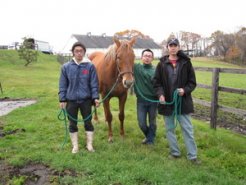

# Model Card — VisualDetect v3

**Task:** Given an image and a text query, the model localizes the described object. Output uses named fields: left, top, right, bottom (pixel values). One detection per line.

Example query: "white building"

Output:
left=61, top=33, right=162, bottom=59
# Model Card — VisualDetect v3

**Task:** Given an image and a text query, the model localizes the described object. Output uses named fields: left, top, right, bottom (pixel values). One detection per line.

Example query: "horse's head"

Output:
left=113, top=36, right=136, bottom=89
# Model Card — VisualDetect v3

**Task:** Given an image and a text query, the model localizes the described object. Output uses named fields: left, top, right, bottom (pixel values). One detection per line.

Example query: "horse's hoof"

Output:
left=108, top=138, right=113, bottom=143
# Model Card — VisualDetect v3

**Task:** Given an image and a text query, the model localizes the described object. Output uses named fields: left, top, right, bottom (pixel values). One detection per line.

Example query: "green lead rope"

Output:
left=58, top=79, right=182, bottom=148
left=57, top=109, right=69, bottom=148
left=57, top=77, right=120, bottom=148
left=57, top=107, right=97, bottom=148
left=134, top=83, right=182, bottom=130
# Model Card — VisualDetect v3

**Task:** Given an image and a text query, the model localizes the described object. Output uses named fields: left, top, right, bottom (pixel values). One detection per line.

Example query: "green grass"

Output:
left=192, top=57, right=244, bottom=68
left=0, top=51, right=246, bottom=184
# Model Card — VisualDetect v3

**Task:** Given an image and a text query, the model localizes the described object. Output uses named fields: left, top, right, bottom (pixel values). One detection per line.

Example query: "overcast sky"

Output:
left=1, top=0, right=245, bottom=52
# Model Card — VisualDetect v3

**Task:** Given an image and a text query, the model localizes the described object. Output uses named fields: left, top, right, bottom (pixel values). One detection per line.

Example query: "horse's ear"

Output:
left=129, top=36, right=136, bottom=46
left=113, top=36, right=121, bottom=48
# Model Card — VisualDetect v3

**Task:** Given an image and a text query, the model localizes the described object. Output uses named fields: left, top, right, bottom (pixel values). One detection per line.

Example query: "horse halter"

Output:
left=115, top=55, right=134, bottom=78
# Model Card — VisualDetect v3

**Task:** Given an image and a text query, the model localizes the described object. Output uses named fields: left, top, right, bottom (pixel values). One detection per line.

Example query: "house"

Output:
left=61, top=33, right=162, bottom=59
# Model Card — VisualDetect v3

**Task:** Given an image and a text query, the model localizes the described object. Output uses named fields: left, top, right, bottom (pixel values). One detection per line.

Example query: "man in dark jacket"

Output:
left=153, top=38, right=200, bottom=164
left=59, top=42, right=99, bottom=153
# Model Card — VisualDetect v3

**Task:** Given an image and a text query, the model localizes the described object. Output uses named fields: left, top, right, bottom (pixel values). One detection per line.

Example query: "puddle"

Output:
left=0, top=98, right=36, bottom=116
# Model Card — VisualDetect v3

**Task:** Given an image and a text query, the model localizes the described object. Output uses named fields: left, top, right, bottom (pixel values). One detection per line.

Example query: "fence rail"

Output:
left=194, top=67, right=246, bottom=74
left=193, top=67, right=246, bottom=129
left=197, top=84, right=246, bottom=94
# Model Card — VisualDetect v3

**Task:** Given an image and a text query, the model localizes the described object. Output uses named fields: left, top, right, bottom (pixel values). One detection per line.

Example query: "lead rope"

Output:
left=57, top=75, right=121, bottom=148
left=134, top=83, right=182, bottom=130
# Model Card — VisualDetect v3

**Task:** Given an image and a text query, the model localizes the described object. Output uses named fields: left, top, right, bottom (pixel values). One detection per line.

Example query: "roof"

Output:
left=72, top=34, right=162, bottom=49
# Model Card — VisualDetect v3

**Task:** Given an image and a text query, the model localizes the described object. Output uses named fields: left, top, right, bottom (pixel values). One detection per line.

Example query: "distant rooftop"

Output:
left=72, top=34, right=162, bottom=49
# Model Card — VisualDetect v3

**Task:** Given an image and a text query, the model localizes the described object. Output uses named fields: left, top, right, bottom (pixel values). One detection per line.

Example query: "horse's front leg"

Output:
left=103, top=98, right=113, bottom=142
left=118, top=93, right=127, bottom=138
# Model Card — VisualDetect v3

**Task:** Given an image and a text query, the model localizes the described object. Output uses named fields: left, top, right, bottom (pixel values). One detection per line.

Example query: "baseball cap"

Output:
left=167, top=38, right=180, bottom=46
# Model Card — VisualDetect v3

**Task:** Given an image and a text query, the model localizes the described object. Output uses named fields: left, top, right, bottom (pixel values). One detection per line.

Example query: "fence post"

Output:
left=0, top=82, right=3, bottom=94
left=210, top=68, right=219, bottom=129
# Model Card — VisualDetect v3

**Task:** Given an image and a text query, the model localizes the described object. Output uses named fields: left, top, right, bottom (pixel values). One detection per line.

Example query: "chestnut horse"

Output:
left=88, top=36, right=136, bottom=142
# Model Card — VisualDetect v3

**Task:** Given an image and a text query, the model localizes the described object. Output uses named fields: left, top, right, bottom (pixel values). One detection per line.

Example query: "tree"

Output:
left=226, top=45, right=241, bottom=63
left=190, top=32, right=201, bottom=55
left=114, top=29, right=148, bottom=39
left=18, top=38, right=38, bottom=66
left=180, top=31, right=190, bottom=52
left=235, top=27, right=246, bottom=64
left=210, top=31, right=235, bottom=59
left=179, top=31, right=201, bottom=56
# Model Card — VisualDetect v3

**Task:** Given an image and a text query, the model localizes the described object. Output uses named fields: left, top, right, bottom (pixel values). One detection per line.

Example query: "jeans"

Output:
left=164, top=114, right=197, bottom=160
left=137, top=99, right=157, bottom=143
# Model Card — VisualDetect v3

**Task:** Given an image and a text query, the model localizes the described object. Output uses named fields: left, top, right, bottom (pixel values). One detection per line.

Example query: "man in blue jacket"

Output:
left=59, top=42, right=99, bottom=153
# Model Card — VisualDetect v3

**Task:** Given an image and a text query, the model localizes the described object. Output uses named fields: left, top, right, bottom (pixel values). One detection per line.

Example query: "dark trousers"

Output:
left=137, top=98, right=157, bottom=143
left=66, top=99, right=94, bottom=133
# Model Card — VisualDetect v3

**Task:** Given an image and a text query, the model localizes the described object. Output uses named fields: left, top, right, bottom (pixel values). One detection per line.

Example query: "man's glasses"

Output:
left=143, top=55, right=153, bottom=58
left=74, top=50, right=84, bottom=54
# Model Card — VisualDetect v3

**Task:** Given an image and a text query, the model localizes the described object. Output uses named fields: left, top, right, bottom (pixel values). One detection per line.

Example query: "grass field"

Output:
left=0, top=50, right=245, bottom=184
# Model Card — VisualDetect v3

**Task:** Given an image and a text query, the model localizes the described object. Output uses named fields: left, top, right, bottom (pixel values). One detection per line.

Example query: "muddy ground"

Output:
left=0, top=160, right=79, bottom=185
left=193, top=104, right=246, bottom=135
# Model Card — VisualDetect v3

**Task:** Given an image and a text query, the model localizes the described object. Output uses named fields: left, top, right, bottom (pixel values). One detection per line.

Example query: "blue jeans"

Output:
left=137, top=99, right=157, bottom=143
left=164, top=114, right=197, bottom=160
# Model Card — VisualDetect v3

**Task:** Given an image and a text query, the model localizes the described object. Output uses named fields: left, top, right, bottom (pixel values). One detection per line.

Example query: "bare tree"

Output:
left=210, top=31, right=235, bottom=59
left=190, top=32, right=201, bottom=56
left=235, top=27, right=246, bottom=64
left=180, top=31, right=190, bottom=53
left=179, top=31, right=201, bottom=56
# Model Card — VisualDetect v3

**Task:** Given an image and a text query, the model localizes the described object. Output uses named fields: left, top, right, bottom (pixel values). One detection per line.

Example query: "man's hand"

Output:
left=159, top=95, right=165, bottom=104
left=178, top=88, right=185, bottom=96
left=94, top=99, right=100, bottom=108
left=60, top=102, right=66, bottom=109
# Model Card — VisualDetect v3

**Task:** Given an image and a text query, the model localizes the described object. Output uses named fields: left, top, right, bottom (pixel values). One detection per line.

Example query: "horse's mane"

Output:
left=104, top=44, right=117, bottom=62
left=104, top=40, right=132, bottom=62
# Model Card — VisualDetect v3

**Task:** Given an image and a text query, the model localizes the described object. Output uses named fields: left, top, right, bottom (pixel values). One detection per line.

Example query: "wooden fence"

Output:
left=56, top=53, right=73, bottom=64
left=0, top=82, right=3, bottom=94
left=193, top=67, right=246, bottom=129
